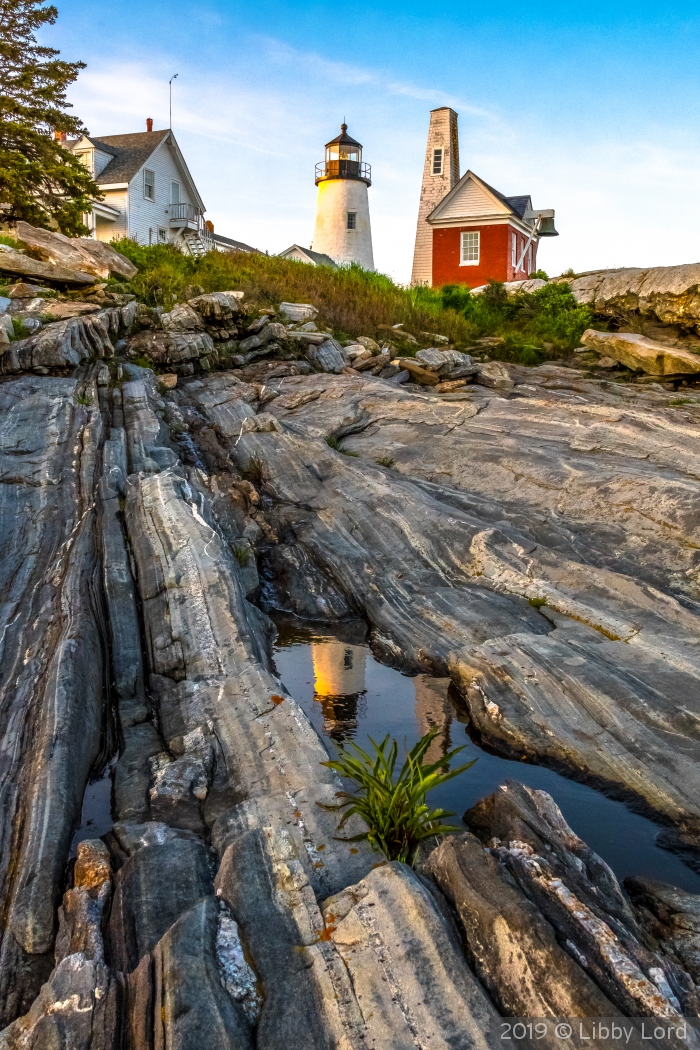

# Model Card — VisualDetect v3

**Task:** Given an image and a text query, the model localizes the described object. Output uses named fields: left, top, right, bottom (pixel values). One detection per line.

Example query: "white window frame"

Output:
left=460, top=230, right=480, bottom=266
left=432, top=148, right=443, bottom=175
left=143, top=169, right=155, bottom=201
left=511, top=232, right=517, bottom=268
left=158, top=227, right=167, bottom=244
left=346, top=211, right=357, bottom=230
left=528, top=244, right=532, bottom=275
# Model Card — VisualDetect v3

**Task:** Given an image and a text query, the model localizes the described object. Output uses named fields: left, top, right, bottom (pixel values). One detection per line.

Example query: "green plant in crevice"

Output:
left=528, top=596, right=548, bottom=609
left=232, top=545, right=252, bottom=567
left=325, top=435, right=359, bottom=456
left=320, top=728, right=475, bottom=865
left=75, top=390, right=92, bottom=406
left=375, top=454, right=396, bottom=468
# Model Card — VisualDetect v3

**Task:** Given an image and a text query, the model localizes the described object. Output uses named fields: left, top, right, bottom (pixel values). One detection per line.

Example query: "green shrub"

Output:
left=321, top=728, right=475, bottom=865
left=375, top=455, right=396, bottom=467
left=75, top=390, right=92, bottom=405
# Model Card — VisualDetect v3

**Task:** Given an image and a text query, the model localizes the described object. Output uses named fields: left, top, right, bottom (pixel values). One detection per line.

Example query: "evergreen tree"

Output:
left=0, top=0, right=100, bottom=234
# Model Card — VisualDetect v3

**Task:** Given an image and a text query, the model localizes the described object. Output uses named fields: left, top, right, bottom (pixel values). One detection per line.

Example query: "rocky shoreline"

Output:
left=1, top=243, right=700, bottom=1046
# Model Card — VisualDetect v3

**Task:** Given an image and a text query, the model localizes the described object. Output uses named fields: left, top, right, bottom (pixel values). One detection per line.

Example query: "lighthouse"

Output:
left=311, top=124, right=374, bottom=270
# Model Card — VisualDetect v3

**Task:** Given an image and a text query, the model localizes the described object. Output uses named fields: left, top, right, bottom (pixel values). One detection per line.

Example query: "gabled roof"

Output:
left=427, top=169, right=533, bottom=227
left=68, top=129, right=205, bottom=210
left=212, top=232, right=261, bottom=254
left=278, top=244, right=338, bottom=267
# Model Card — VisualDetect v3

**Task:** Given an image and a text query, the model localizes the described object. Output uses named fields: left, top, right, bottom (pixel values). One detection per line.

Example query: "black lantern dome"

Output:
left=316, top=124, right=371, bottom=186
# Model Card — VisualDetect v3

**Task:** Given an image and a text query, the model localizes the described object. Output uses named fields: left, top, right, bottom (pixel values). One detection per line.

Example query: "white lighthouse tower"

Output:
left=311, top=124, right=374, bottom=270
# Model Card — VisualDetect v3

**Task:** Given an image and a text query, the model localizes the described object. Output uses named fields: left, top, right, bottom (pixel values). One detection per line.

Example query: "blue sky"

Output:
left=52, top=1, right=700, bottom=282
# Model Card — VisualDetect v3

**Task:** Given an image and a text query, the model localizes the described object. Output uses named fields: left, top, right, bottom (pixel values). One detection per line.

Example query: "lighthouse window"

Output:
left=432, top=148, right=443, bottom=175
left=343, top=648, right=353, bottom=669
left=460, top=230, right=480, bottom=265
left=347, top=212, right=357, bottom=230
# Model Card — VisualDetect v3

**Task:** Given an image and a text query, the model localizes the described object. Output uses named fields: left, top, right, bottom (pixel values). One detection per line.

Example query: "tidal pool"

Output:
left=272, top=616, right=700, bottom=894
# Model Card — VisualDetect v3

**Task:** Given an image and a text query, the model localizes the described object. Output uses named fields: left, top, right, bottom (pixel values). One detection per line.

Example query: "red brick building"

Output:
left=426, top=170, right=552, bottom=288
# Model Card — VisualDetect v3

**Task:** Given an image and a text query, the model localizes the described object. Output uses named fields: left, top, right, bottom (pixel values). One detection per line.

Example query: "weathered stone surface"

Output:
left=0, top=311, right=114, bottom=371
left=41, top=300, right=103, bottom=319
left=0, top=375, right=106, bottom=1024
left=395, top=356, right=440, bottom=384
left=16, top=221, right=137, bottom=280
left=0, top=955, right=123, bottom=1050
left=127, top=327, right=216, bottom=367
left=238, top=321, right=287, bottom=354
left=581, top=328, right=700, bottom=375
left=565, top=262, right=700, bottom=332
left=188, top=291, right=243, bottom=323
left=107, top=831, right=213, bottom=973
left=475, top=359, right=514, bottom=390
left=126, top=897, right=253, bottom=1050
left=305, top=336, right=346, bottom=373
left=322, top=862, right=501, bottom=1049
left=161, top=303, right=204, bottom=332
left=626, top=877, right=700, bottom=983
left=423, top=832, right=618, bottom=1020
left=0, top=244, right=95, bottom=285
left=465, top=783, right=700, bottom=1017
left=279, top=301, right=317, bottom=321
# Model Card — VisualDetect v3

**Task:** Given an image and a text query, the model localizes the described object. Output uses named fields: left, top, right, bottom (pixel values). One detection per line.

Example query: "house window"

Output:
left=460, top=230, right=480, bottom=265
left=432, top=148, right=443, bottom=175
left=144, top=169, right=155, bottom=200
left=347, top=211, right=356, bottom=230
left=528, top=244, right=532, bottom=275
left=171, top=181, right=180, bottom=204
left=158, top=227, right=167, bottom=243
left=512, top=232, right=517, bottom=268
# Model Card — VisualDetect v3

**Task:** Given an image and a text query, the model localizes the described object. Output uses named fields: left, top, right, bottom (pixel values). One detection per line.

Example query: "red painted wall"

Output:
left=431, top=223, right=538, bottom=287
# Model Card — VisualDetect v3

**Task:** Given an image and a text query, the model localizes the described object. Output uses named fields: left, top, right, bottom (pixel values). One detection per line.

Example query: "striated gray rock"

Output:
left=161, top=303, right=204, bottom=332
left=0, top=374, right=106, bottom=1024
left=188, top=291, right=244, bottom=323
left=322, top=862, right=501, bottom=1048
left=126, top=896, right=253, bottom=1050
left=127, top=327, right=216, bottom=368
left=306, top=336, right=346, bottom=373
left=0, top=244, right=94, bottom=285
left=0, top=308, right=123, bottom=372
left=423, top=832, right=618, bottom=1022
left=626, top=877, right=700, bottom=984
left=465, top=782, right=700, bottom=1017
left=238, top=321, right=287, bottom=354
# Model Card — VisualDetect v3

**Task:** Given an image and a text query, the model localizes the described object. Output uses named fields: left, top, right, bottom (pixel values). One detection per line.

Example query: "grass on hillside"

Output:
left=111, top=240, right=593, bottom=363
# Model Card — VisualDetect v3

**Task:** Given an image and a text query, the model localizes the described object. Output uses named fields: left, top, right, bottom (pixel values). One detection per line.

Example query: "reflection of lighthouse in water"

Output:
left=312, top=640, right=367, bottom=742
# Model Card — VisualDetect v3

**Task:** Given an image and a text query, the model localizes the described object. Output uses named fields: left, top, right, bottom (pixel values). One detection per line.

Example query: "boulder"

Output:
left=0, top=245, right=94, bottom=286
left=475, top=360, right=514, bottom=390
left=127, top=328, right=215, bottom=368
left=238, top=321, right=288, bottom=354
left=471, top=278, right=548, bottom=295
left=565, top=263, right=700, bottom=332
left=161, top=303, right=204, bottom=332
left=625, top=877, right=700, bottom=983
left=305, top=337, right=346, bottom=373
left=16, top=221, right=137, bottom=280
left=6, top=282, right=48, bottom=298
left=278, top=301, right=317, bottom=321
left=581, top=329, right=700, bottom=376
left=188, top=291, right=244, bottom=323
left=0, top=310, right=116, bottom=373
left=395, top=357, right=440, bottom=385
left=355, top=335, right=380, bottom=354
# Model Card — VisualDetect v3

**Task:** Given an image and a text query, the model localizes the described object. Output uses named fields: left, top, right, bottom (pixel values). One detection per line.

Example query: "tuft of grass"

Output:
left=128, top=353, right=155, bottom=370
left=0, top=234, right=22, bottom=250
left=157, top=380, right=170, bottom=396
left=670, top=397, right=693, bottom=406
left=528, top=596, right=548, bottom=609
left=232, top=545, right=252, bottom=567
left=11, top=317, right=27, bottom=340
left=75, top=391, right=92, bottom=406
left=320, top=728, right=475, bottom=866
left=241, top=456, right=266, bottom=485
left=326, top=435, right=359, bottom=456
left=375, top=455, right=396, bottom=468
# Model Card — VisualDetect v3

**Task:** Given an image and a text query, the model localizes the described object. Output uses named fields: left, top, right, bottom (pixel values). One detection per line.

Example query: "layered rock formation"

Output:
left=1, top=278, right=700, bottom=1046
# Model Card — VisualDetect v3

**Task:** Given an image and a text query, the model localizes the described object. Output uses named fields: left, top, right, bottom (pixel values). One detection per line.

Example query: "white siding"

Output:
left=437, top=176, right=510, bottom=221
left=126, top=140, right=197, bottom=246
left=95, top=188, right=129, bottom=242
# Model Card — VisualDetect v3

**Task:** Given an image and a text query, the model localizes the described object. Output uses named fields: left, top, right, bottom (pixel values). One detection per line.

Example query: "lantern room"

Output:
left=316, top=124, right=371, bottom=185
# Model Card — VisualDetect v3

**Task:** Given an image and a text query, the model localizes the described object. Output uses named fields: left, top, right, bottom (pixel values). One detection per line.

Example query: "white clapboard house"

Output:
left=65, top=120, right=258, bottom=256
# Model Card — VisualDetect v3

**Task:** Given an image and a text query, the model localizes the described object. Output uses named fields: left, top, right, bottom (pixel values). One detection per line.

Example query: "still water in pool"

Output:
left=272, top=617, right=700, bottom=894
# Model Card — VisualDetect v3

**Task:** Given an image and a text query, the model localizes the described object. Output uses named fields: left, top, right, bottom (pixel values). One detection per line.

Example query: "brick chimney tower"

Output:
left=411, top=108, right=459, bottom=285
left=146, top=118, right=153, bottom=132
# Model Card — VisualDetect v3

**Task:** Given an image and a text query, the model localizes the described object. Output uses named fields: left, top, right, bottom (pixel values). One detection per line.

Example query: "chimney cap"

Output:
left=146, top=117, right=153, bottom=132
